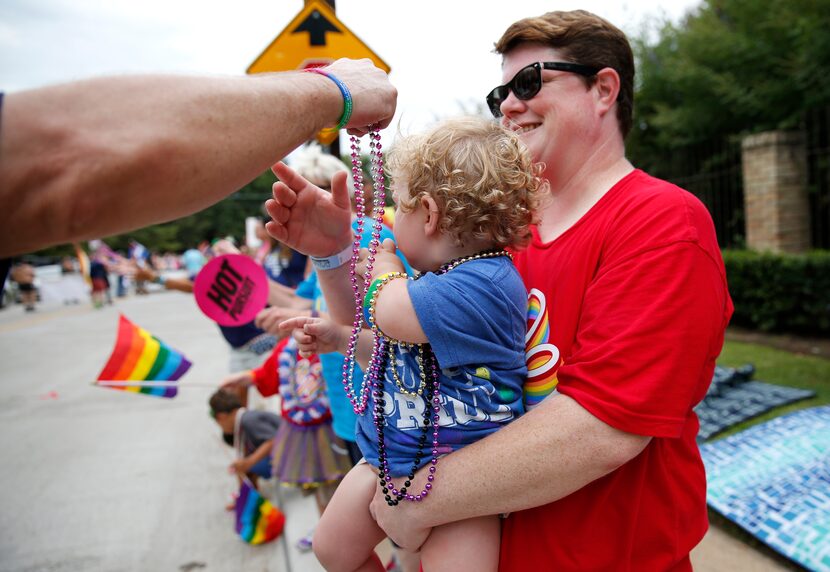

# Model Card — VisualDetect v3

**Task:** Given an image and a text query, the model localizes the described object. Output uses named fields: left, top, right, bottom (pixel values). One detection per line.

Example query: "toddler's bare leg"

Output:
left=313, top=463, right=386, bottom=572
left=419, top=515, right=500, bottom=572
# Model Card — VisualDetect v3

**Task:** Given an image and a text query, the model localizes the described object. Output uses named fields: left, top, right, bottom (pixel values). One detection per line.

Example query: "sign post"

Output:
left=247, top=0, right=390, bottom=148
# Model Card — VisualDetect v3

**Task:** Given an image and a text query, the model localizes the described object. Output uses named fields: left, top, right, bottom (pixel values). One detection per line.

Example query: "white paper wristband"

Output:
left=310, top=244, right=354, bottom=271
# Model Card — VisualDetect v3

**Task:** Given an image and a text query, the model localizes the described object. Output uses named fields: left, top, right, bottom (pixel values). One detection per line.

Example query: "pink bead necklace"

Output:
left=341, top=126, right=386, bottom=415
left=340, top=127, right=441, bottom=505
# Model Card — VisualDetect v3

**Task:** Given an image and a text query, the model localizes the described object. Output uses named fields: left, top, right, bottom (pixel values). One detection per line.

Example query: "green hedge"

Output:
left=723, top=250, right=830, bottom=336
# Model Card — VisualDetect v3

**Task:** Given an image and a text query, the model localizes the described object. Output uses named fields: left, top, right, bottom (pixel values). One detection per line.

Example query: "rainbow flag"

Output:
left=235, top=480, right=285, bottom=544
left=96, top=315, right=191, bottom=398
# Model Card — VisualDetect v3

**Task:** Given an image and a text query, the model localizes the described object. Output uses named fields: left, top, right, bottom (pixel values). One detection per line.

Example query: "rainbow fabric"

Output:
left=235, top=480, right=285, bottom=544
left=96, top=315, right=191, bottom=398
left=523, top=289, right=562, bottom=408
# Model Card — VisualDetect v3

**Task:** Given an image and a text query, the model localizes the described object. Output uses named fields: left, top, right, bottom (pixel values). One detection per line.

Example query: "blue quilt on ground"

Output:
left=700, top=406, right=830, bottom=571
left=695, top=365, right=816, bottom=441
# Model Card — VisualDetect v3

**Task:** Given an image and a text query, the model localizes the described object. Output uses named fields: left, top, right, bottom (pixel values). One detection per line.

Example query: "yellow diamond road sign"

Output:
left=247, top=1, right=390, bottom=143
left=247, top=0, right=390, bottom=74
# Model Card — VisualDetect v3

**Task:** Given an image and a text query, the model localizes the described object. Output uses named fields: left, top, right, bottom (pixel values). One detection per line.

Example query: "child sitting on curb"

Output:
left=209, top=389, right=280, bottom=509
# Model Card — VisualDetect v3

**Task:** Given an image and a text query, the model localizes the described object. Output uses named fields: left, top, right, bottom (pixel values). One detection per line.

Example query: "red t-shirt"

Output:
left=502, top=170, right=733, bottom=571
left=250, top=343, right=281, bottom=398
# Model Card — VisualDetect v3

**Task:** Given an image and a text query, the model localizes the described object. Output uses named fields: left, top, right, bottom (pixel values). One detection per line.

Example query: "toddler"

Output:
left=283, top=116, right=541, bottom=572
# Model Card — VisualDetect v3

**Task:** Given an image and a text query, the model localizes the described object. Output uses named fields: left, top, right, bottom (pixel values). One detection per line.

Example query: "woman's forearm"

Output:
left=371, top=394, right=651, bottom=543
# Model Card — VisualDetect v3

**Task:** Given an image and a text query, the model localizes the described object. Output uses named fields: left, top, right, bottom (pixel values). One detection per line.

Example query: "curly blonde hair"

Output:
left=388, top=116, right=542, bottom=249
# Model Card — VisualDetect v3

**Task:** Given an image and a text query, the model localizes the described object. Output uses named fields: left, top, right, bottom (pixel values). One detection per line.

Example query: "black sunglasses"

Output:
left=486, top=61, right=601, bottom=118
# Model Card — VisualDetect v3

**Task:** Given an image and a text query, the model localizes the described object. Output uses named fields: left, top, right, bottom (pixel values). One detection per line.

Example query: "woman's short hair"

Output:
left=290, top=143, right=352, bottom=193
left=388, top=116, right=542, bottom=249
left=495, top=10, right=635, bottom=139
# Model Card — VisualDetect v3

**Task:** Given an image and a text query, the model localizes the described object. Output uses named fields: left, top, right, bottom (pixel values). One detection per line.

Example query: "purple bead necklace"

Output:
left=375, top=342, right=441, bottom=506
left=341, top=126, right=386, bottom=415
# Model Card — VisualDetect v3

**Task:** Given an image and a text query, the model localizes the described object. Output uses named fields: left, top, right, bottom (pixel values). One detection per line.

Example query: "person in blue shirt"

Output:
left=181, top=242, right=208, bottom=281
left=258, top=221, right=309, bottom=289
left=278, top=117, right=541, bottom=572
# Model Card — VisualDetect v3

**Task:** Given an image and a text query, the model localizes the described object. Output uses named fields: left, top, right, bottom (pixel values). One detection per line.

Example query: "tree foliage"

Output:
left=628, top=0, right=830, bottom=172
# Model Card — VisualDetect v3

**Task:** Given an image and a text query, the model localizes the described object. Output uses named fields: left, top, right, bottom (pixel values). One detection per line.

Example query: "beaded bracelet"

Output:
left=362, top=271, right=407, bottom=333
left=304, top=68, right=353, bottom=133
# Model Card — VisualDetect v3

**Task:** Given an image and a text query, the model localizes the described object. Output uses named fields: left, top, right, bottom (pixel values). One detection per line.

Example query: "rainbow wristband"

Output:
left=362, top=272, right=407, bottom=330
left=305, top=68, right=353, bottom=133
left=362, top=278, right=384, bottom=327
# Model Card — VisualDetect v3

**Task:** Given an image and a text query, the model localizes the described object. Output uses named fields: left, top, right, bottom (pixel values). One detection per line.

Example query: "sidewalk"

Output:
left=727, top=325, right=830, bottom=360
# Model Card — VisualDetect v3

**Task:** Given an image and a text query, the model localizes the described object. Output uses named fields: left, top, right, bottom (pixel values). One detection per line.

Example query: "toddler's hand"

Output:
left=355, top=238, right=405, bottom=280
left=255, top=306, right=309, bottom=337
left=279, top=316, right=347, bottom=357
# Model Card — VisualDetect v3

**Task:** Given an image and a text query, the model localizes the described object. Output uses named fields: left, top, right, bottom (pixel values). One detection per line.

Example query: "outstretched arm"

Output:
left=0, top=58, right=396, bottom=257
left=133, top=266, right=194, bottom=293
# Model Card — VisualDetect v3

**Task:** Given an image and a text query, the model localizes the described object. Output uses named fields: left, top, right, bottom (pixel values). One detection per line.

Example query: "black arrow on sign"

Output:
left=292, top=9, right=341, bottom=46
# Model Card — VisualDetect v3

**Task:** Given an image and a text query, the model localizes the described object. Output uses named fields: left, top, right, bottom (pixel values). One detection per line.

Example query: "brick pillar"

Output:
left=741, top=130, right=810, bottom=253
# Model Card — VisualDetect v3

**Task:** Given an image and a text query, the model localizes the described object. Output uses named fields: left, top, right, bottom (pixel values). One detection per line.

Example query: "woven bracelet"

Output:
left=305, top=68, right=353, bottom=132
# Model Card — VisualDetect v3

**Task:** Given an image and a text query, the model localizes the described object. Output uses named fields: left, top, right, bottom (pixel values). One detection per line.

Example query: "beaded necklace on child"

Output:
left=343, top=127, right=511, bottom=506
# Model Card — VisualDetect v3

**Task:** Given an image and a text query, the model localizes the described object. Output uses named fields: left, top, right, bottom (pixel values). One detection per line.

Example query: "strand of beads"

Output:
left=341, top=125, right=387, bottom=415
left=376, top=343, right=441, bottom=506
left=372, top=249, right=514, bottom=505
left=388, top=343, right=425, bottom=397
left=438, top=249, right=513, bottom=275
left=369, top=131, right=387, bottom=245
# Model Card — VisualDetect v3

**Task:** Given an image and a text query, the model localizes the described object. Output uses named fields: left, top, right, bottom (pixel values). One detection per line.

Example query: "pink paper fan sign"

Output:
left=194, top=254, right=268, bottom=326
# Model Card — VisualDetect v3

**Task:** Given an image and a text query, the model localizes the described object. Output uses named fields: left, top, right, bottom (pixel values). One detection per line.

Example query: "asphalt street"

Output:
left=0, top=289, right=790, bottom=572
left=0, top=290, right=325, bottom=572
